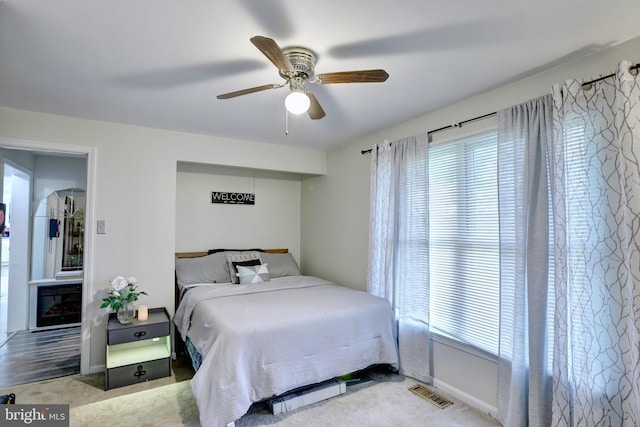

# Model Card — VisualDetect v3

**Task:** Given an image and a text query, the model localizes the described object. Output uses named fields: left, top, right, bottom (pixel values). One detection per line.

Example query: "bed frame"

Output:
left=175, top=248, right=288, bottom=259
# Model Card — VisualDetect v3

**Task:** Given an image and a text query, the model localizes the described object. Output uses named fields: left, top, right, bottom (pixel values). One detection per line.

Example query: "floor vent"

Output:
left=408, top=384, right=454, bottom=409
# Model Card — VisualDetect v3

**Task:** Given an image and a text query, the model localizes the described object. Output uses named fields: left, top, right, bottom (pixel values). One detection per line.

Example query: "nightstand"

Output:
left=105, top=307, right=172, bottom=390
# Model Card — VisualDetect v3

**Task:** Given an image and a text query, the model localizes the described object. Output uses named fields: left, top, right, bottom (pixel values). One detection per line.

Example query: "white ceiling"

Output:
left=2, top=0, right=640, bottom=151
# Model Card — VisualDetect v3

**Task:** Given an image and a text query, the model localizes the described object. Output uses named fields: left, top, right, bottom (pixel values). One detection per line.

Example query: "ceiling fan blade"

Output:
left=313, top=69, right=389, bottom=84
left=216, top=83, right=283, bottom=99
left=250, top=36, right=295, bottom=73
left=306, top=92, right=326, bottom=120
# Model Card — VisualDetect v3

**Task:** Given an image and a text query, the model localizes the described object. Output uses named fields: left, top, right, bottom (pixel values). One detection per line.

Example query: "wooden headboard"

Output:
left=175, top=248, right=288, bottom=259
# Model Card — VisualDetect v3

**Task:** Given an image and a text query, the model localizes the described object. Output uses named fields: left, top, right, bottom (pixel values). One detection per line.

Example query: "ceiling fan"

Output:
left=216, top=36, right=389, bottom=120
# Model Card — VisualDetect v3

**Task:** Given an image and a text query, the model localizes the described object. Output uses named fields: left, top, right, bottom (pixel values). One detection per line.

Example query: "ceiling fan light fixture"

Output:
left=285, top=90, right=310, bottom=115
left=216, top=36, right=387, bottom=122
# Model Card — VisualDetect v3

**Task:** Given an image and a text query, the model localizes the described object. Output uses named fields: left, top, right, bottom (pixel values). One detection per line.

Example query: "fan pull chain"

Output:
left=285, top=108, right=289, bottom=135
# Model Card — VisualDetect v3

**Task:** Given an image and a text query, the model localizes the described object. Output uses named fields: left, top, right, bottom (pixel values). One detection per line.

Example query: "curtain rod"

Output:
left=362, top=62, right=639, bottom=155
left=361, top=111, right=496, bottom=155
left=580, top=62, right=639, bottom=89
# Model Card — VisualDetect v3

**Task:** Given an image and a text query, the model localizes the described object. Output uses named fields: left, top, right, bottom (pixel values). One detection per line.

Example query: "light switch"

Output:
left=97, top=220, right=106, bottom=234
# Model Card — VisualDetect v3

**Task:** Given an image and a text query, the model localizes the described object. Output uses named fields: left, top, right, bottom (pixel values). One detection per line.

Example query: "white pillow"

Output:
left=236, top=264, right=270, bottom=284
left=225, top=252, right=262, bottom=284
left=175, top=252, right=235, bottom=287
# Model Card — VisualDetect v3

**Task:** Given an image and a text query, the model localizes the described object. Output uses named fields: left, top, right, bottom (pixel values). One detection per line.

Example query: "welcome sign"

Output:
left=211, top=191, right=255, bottom=205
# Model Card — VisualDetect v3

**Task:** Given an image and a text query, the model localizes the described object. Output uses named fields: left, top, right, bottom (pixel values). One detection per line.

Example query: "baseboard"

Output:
left=89, top=364, right=106, bottom=375
left=432, top=379, right=498, bottom=419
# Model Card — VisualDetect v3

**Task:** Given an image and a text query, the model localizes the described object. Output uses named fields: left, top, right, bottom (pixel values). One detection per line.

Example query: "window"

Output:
left=428, top=130, right=500, bottom=355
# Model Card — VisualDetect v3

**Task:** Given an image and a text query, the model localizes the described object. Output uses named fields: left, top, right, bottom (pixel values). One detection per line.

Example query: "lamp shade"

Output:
left=285, top=91, right=310, bottom=115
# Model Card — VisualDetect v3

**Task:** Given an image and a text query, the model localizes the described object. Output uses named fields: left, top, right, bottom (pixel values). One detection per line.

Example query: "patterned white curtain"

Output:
left=367, top=135, right=431, bottom=383
left=550, top=61, right=640, bottom=426
left=496, top=94, right=554, bottom=427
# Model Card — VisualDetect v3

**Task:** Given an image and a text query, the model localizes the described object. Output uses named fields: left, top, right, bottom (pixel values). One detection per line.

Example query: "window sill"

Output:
left=430, top=329, right=498, bottom=364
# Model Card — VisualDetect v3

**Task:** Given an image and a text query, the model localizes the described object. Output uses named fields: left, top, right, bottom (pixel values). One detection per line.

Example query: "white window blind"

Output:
left=428, top=129, right=500, bottom=355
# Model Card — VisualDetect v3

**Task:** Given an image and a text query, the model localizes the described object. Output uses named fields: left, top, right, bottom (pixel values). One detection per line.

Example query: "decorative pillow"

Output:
left=236, top=264, right=270, bottom=284
left=231, top=259, right=262, bottom=277
left=225, top=252, right=262, bottom=284
left=175, top=252, right=236, bottom=287
left=258, top=252, right=300, bottom=278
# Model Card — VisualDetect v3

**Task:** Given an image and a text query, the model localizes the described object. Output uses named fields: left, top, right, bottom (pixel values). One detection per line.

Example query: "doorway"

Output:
left=0, top=140, right=95, bottom=380
left=1, top=162, right=31, bottom=337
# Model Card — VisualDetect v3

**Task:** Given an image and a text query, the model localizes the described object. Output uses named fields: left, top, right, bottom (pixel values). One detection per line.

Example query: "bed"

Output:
left=173, top=249, right=399, bottom=427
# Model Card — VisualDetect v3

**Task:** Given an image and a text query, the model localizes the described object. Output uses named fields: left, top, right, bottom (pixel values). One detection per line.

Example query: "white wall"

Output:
left=176, top=163, right=302, bottom=259
left=0, top=149, right=35, bottom=173
left=4, top=165, right=30, bottom=331
left=301, top=150, right=370, bottom=287
left=0, top=150, right=35, bottom=331
left=32, top=154, right=87, bottom=210
left=0, top=110, right=326, bottom=373
left=301, top=35, right=640, bottom=414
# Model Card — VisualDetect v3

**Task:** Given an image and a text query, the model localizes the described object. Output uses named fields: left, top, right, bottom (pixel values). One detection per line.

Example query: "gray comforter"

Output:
left=174, top=275, right=399, bottom=427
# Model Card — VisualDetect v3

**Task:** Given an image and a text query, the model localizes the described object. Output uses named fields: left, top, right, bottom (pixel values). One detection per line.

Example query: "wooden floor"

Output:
left=0, top=326, right=80, bottom=388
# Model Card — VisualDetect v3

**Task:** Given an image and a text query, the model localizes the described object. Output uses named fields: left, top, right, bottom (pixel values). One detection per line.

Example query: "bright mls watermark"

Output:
left=2, top=405, right=69, bottom=426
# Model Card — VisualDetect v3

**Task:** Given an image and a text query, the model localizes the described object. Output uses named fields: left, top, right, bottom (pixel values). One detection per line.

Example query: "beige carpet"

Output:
left=1, top=361, right=501, bottom=426
left=70, top=380, right=199, bottom=426
left=69, top=377, right=499, bottom=426
left=235, top=376, right=501, bottom=427
left=70, top=380, right=198, bottom=426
